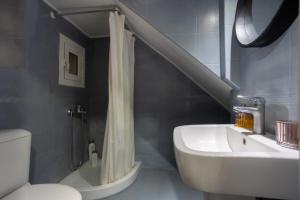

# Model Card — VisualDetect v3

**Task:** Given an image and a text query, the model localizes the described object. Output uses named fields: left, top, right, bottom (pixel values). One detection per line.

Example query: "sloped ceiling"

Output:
left=117, top=1, right=232, bottom=109
left=43, top=0, right=233, bottom=109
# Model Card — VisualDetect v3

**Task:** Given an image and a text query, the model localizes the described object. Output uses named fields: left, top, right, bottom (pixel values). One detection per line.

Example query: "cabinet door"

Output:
left=59, top=34, right=85, bottom=88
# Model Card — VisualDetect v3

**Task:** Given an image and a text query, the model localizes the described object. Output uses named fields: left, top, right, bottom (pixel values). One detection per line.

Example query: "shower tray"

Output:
left=60, top=160, right=142, bottom=200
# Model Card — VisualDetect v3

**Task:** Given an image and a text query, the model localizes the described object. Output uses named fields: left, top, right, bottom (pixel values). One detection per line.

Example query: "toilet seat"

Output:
left=2, top=183, right=81, bottom=200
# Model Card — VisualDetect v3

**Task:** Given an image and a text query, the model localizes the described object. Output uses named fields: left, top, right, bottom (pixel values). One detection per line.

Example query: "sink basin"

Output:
left=173, top=124, right=299, bottom=200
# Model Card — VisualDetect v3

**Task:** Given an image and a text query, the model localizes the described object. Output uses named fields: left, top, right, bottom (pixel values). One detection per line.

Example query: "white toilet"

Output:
left=0, top=129, right=81, bottom=200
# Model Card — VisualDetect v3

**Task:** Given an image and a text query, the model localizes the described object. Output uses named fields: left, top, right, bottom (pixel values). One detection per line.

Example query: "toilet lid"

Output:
left=2, top=184, right=81, bottom=200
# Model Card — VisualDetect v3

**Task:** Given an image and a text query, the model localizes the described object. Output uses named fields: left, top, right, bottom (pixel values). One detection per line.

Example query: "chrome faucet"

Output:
left=233, top=95, right=265, bottom=134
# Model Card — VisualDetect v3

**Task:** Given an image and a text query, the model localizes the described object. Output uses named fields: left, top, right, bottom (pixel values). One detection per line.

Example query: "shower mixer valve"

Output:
left=67, top=104, right=87, bottom=118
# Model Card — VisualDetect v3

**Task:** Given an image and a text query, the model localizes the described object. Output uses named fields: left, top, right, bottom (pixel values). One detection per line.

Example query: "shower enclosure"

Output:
left=61, top=160, right=141, bottom=200
left=62, top=102, right=141, bottom=200
left=67, top=104, right=88, bottom=171
left=60, top=10, right=141, bottom=200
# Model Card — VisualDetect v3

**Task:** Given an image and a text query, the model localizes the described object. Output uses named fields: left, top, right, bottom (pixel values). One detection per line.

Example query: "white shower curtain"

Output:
left=101, top=12, right=135, bottom=184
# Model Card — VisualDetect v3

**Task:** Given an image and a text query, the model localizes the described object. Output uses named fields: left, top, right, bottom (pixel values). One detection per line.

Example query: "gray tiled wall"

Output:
left=27, top=0, right=89, bottom=183
left=87, top=39, right=109, bottom=154
left=0, top=0, right=25, bottom=68
left=87, top=37, right=230, bottom=169
left=231, top=17, right=299, bottom=133
left=0, top=0, right=89, bottom=183
left=120, top=0, right=221, bottom=76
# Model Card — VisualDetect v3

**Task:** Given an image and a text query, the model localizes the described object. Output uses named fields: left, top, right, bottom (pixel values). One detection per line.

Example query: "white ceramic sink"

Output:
left=173, top=124, right=299, bottom=200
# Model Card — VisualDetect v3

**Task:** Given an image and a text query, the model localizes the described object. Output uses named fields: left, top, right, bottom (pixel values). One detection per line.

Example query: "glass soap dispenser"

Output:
left=234, top=112, right=254, bottom=130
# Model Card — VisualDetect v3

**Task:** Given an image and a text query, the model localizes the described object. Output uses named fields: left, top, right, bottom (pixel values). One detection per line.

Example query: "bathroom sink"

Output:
left=173, top=125, right=299, bottom=200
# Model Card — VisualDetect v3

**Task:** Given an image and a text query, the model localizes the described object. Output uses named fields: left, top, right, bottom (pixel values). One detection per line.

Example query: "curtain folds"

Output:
left=100, top=11, right=135, bottom=184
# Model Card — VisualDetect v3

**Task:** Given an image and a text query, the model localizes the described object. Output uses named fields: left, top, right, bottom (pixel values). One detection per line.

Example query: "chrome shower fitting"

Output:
left=67, top=104, right=87, bottom=117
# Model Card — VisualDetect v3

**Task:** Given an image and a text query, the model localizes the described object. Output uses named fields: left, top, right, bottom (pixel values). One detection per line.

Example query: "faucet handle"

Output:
left=236, top=95, right=265, bottom=105
left=250, top=97, right=265, bottom=105
left=236, top=95, right=251, bottom=101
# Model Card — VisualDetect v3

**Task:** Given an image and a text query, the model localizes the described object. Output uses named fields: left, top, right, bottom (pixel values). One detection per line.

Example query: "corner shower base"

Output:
left=60, top=160, right=142, bottom=200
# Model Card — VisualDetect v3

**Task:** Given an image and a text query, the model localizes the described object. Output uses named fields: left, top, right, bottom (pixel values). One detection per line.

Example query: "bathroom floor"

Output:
left=102, top=168, right=203, bottom=200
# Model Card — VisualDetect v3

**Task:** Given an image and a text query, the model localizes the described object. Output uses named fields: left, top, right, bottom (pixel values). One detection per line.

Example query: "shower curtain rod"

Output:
left=52, top=7, right=120, bottom=17
left=50, top=7, right=136, bottom=38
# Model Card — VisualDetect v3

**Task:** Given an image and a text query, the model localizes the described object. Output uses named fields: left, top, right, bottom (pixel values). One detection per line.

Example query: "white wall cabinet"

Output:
left=59, top=34, right=85, bottom=88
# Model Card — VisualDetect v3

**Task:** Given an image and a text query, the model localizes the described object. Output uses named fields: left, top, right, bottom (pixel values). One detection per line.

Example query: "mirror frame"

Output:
left=235, top=0, right=298, bottom=47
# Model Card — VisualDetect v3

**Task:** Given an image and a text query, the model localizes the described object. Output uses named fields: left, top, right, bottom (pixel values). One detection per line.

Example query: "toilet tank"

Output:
left=0, top=129, right=31, bottom=198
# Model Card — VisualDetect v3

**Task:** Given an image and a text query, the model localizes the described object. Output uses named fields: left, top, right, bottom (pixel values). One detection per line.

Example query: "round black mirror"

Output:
left=235, top=0, right=298, bottom=47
